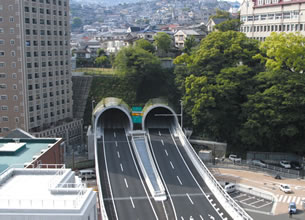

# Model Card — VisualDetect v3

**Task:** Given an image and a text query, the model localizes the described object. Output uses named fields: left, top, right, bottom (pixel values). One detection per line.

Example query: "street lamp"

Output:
left=92, top=99, right=96, bottom=112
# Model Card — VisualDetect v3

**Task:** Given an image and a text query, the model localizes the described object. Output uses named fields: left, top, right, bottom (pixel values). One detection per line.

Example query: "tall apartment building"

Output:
left=240, top=0, right=305, bottom=40
left=0, top=0, right=82, bottom=144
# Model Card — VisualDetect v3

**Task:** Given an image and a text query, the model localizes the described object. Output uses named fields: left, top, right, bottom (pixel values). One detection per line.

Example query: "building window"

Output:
left=9, top=16, right=14, bottom=22
left=12, top=73, right=17, bottom=79
left=0, top=95, right=8, bottom=100
left=1, top=106, right=8, bottom=111
left=10, top=28, right=14, bottom=34
left=0, top=84, right=7, bottom=89
left=268, top=14, right=274, bottom=20
left=14, top=106, right=19, bottom=112
left=2, top=116, right=8, bottom=122
left=0, top=73, right=6, bottom=78
left=0, top=62, right=5, bottom=68
left=0, top=51, right=4, bottom=56
left=10, top=39, right=14, bottom=45
left=0, top=39, right=4, bottom=45
left=13, top=95, right=18, bottom=101
left=11, top=51, right=16, bottom=57
left=0, top=28, right=3, bottom=33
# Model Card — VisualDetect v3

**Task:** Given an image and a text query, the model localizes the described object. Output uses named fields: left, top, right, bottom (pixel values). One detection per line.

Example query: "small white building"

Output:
left=174, top=30, right=204, bottom=49
left=0, top=165, right=97, bottom=220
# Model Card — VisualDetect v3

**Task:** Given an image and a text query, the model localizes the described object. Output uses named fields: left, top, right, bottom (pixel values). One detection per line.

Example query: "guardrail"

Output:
left=206, top=160, right=301, bottom=179
left=176, top=126, right=253, bottom=220
left=94, top=130, right=109, bottom=220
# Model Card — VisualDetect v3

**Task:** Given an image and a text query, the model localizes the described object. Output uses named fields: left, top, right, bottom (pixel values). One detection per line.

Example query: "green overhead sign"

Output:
left=132, top=106, right=143, bottom=124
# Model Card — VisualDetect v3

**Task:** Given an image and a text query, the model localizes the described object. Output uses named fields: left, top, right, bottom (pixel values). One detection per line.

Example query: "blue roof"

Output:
left=0, top=138, right=58, bottom=173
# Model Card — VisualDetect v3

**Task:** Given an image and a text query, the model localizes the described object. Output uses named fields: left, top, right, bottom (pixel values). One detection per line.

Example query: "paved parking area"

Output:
left=230, top=191, right=273, bottom=213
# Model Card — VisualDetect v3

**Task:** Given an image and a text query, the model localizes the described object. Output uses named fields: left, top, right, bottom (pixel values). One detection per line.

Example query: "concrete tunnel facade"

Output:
left=93, top=97, right=133, bottom=131
left=142, top=98, right=179, bottom=130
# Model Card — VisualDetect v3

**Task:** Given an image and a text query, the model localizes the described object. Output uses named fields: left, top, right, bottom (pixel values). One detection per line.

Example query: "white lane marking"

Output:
left=278, top=195, right=283, bottom=202
left=120, top=163, right=124, bottom=172
left=249, top=199, right=264, bottom=205
left=162, top=201, right=169, bottom=220
left=170, top=161, right=175, bottom=169
left=102, top=133, right=118, bottom=219
left=208, top=214, right=215, bottom=220
left=200, top=215, right=204, bottom=220
left=180, top=217, right=184, bottom=220
left=296, top=197, right=301, bottom=205
left=177, top=176, right=182, bottom=185
left=292, top=196, right=296, bottom=202
left=164, top=149, right=168, bottom=156
left=186, top=193, right=194, bottom=205
left=287, top=196, right=292, bottom=203
left=115, top=141, right=118, bottom=147
left=147, top=130, right=177, bottom=220
left=240, top=196, right=255, bottom=203
left=117, top=151, right=120, bottom=158
left=130, top=196, right=135, bottom=208
left=114, top=132, right=116, bottom=138
left=161, top=139, right=164, bottom=146
left=126, top=130, right=159, bottom=219
left=282, top=195, right=288, bottom=203
left=159, top=131, right=161, bottom=136
left=124, top=178, right=128, bottom=188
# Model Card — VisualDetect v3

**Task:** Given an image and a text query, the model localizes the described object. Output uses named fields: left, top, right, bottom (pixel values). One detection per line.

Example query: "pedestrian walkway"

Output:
left=276, top=195, right=305, bottom=205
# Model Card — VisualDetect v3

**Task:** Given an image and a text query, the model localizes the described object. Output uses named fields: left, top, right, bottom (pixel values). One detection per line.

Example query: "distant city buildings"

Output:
left=240, top=0, right=305, bottom=40
left=0, top=0, right=83, bottom=147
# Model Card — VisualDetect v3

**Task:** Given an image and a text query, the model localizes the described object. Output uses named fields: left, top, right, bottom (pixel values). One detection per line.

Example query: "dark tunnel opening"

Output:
left=144, top=107, right=178, bottom=130
left=97, top=108, right=132, bottom=130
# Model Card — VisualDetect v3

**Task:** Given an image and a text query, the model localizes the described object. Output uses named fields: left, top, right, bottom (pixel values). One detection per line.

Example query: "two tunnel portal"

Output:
left=93, top=97, right=179, bottom=132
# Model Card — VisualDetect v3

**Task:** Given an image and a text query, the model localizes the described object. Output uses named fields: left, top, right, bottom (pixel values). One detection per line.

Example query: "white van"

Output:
left=224, top=183, right=236, bottom=193
left=78, top=169, right=96, bottom=179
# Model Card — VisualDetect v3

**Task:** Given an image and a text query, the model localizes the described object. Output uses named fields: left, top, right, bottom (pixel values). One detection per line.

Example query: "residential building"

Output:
left=206, top=18, right=228, bottom=32
left=174, top=29, right=204, bottom=48
left=240, top=0, right=305, bottom=40
left=0, top=165, right=97, bottom=220
left=0, top=0, right=83, bottom=146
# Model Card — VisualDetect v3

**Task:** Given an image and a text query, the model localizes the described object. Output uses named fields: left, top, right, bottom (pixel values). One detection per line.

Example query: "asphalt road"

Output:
left=148, top=128, right=226, bottom=220
left=100, top=128, right=160, bottom=220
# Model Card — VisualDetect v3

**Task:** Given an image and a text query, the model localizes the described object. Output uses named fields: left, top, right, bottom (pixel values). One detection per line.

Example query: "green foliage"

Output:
left=97, top=48, right=106, bottom=57
left=72, top=17, right=82, bottom=29
left=214, top=19, right=242, bottom=32
left=183, top=36, right=199, bottom=54
left=95, top=56, right=109, bottom=68
left=254, top=32, right=305, bottom=73
left=153, top=32, right=172, bottom=55
left=210, top=9, right=231, bottom=19
left=134, top=39, right=155, bottom=53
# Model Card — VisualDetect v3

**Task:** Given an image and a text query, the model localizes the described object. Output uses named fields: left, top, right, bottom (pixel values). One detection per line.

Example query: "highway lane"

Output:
left=101, top=128, right=158, bottom=220
left=149, top=128, right=225, bottom=220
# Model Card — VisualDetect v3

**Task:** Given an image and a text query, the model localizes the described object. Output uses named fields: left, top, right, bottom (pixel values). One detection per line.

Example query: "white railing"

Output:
left=176, top=126, right=253, bottom=220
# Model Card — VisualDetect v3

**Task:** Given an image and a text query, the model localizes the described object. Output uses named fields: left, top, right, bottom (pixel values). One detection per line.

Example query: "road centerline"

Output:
left=186, top=193, right=194, bottom=205
left=177, top=176, right=183, bottom=185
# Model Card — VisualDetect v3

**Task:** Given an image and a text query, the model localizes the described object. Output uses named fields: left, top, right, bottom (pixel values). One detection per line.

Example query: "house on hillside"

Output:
left=174, top=29, right=205, bottom=49
left=206, top=18, right=228, bottom=32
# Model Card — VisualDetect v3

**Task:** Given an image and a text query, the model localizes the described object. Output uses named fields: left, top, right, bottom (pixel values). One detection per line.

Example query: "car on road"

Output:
left=290, top=161, right=302, bottom=170
left=288, top=202, right=297, bottom=214
left=251, top=159, right=267, bottom=168
left=78, top=169, right=96, bottom=179
left=280, top=184, right=292, bottom=193
left=229, top=154, right=242, bottom=162
left=280, top=160, right=291, bottom=169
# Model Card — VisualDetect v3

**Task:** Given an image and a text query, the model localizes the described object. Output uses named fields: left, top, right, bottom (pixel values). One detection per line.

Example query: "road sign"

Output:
left=132, top=106, right=143, bottom=124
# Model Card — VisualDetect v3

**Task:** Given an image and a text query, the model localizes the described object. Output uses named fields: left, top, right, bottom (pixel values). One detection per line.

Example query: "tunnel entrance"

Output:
left=143, top=107, right=178, bottom=130
left=96, top=108, right=133, bottom=130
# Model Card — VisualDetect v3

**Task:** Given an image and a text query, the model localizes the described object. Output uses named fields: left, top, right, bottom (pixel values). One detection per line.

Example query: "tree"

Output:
left=134, top=39, right=155, bottom=53
left=95, top=56, right=109, bottom=68
left=183, top=36, right=199, bottom=54
left=97, top=48, right=106, bottom=57
left=215, top=19, right=242, bottom=32
left=153, top=32, right=172, bottom=56
left=240, top=33, right=305, bottom=154
left=210, top=9, right=231, bottom=19
left=72, top=17, right=82, bottom=29
left=175, top=31, right=261, bottom=147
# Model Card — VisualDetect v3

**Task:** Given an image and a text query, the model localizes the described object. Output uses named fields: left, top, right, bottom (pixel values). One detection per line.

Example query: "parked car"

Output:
left=280, top=184, right=292, bottom=193
left=224, top=183, right=236, bottom=193
left=251, top=159, right=267, bottom=168
left=229, top=154, right=242, bottom=162
left=280, top=160, right=291, bottom=169
left=290, top=161, right=302, bottom=170
left=78, top=169, right=96, bottom=179
left=288, top=202, right=297, bottom=214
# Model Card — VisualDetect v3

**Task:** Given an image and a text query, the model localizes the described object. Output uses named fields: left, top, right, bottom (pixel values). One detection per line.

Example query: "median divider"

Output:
left=130, top=130, right=167, bottom=201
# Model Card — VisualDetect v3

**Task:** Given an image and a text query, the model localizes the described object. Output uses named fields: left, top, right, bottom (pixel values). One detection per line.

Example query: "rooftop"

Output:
left=0, top=166, right=94, bottom=211
left=0, top=138, right=59, bottom=174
